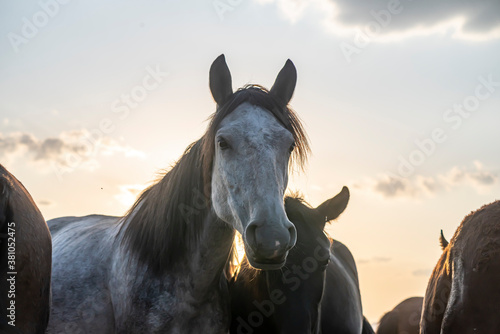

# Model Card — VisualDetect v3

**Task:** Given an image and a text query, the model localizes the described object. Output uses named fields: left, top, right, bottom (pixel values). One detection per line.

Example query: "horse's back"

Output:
left=376, top=311, right=398, bottom=334
left=377, top=297, right=422, bottom=334
left=48, top=214, right=119, bottom=333
left=321, top=239, right=364, bottom=333
left=0, top=165, right=52, bottom=334
left=331, top=238, right=359, bottom=283
left=48, top=215, right=88, bottom=235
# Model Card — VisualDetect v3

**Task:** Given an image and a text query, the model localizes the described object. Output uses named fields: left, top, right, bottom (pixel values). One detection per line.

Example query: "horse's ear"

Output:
left=270, top=59, right=297, bottom=106
left=209, top=54, right=233, bottom=106
left=439, top=229, right=449, bottom=251
left=316, top=186, right=350, bottom=223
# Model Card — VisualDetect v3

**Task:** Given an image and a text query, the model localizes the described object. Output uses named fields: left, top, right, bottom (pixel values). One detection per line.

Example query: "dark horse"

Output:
left=0, top=164, right=52, bottom=334
left=420, top=200, right=500, bottom=334
left=376, top=297, right=423, bottom=334
left=230, top=187, right=374, bottom=334
left=47, top=55, right=309, bottom=333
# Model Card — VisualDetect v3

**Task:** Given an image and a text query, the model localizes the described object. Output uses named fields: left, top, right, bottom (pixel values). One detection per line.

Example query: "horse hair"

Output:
left=120, top=86, right=310, bottom=275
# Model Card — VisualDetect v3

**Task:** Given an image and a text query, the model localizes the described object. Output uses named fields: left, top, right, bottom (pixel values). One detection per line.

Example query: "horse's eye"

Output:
left=289, top=142, right=296, bottom=153
left=218, top=138, right=230, bottom=150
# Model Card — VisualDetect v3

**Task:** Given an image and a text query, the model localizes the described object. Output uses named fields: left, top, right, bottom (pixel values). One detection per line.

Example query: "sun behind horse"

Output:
left=47, top=55, right=309, bottom=333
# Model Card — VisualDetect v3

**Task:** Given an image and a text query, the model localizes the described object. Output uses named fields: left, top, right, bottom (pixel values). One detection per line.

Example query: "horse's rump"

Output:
left=0, top=165, right=52, bottom=334
left=422, top=201, right=500, bottom=334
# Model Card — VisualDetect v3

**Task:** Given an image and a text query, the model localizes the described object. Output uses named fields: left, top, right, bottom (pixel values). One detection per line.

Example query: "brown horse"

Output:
left=0, top=164, right=52, bottom=334
left=420, top=200, right=500, bottom=334
left=376, top=297, right=423, bottom=334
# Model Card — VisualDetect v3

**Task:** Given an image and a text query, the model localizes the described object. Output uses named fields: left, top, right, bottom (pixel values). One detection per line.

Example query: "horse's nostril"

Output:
left=287, top=224, right=297, bottom=250
left=245, top=222, right=258, bottom=249
left=245, top=220, right=296, bottom=259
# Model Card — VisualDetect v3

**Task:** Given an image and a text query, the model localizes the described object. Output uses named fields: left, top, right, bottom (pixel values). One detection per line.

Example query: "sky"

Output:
left=1, top=0, right=500, bottom=325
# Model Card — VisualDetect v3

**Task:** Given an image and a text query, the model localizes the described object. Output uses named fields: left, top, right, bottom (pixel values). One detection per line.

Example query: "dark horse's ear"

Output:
left=316, top=186, right=350, bottom=223
left=439, top=229, right=449, bottom=251
left=209, top=54, right=233, bottom=106
left=270, top=59, right=297, bottom=106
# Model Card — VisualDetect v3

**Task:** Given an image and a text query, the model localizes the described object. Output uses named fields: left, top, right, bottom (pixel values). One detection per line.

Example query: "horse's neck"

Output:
left=187, top=212, right=235, bottom=295
left=116, top=211, right=234, bottom=307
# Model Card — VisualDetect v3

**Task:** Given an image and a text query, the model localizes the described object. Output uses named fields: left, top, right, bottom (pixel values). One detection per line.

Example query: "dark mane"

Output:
left=284, top=194, right=331, bottom=226
left=120, top=141, right=208, bottom=274
left=283, top=194, right=330, bottom=255
left=121, top=86, right=309, bottom=274
left=284, top=194, right=313, bottom=219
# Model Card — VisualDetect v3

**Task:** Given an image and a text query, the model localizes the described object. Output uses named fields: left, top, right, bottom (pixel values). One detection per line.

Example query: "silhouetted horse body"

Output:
left=47, top=55, right=309, bottom=333
left=421, top=200, right=500, bottom=334
left=376, top=297, right=423, bottom=334
left=321, top=238, right=373, bottom=334
left=230, top=188, right=373, bottom=334
left=0, top=164, right=52, bottom=334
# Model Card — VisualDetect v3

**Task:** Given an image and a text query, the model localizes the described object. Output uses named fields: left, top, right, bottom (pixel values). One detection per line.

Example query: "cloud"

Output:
left=1, top=132, right=84, bottom=162
left=0, top=130, right=145, bottom=171
left=256, top=0, right=500, bottom=41
left=114, top=184, right=146, bottom=208
left=471, top=172, right=496, bottom=185
left=358, top=256, right=392, bottom=264
left=444, top=164, right=498, bottom=186
left=373, top=176, right=413, bottom=198
left=372, top=175, right=443, bottom=198
left=37, top=199, right=54, bottom=207
left=412, top=268, right=432, bottom=277
left=369, top=162, right=498, bottom=198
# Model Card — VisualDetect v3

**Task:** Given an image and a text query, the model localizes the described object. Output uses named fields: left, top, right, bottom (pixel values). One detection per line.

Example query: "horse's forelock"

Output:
left=201, top=85, right=310, bottom=184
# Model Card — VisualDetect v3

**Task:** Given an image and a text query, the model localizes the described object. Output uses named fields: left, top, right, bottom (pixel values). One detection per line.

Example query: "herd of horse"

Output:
left=1, top=55, right=499, bottom=333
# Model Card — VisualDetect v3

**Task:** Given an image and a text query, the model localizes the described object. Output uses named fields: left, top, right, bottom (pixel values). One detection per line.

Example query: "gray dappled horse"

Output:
left=0, top=164, right=52, bottom=334
left=47, top=55, right=309, bottom=333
